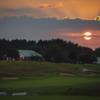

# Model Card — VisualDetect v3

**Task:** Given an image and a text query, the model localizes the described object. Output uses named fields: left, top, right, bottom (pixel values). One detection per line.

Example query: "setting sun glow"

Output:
left=83, top=32, right=92, bottom=40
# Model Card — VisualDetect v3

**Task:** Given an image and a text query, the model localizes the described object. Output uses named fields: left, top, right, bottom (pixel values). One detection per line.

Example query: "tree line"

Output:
left=0, top=38, right=100, bottom=63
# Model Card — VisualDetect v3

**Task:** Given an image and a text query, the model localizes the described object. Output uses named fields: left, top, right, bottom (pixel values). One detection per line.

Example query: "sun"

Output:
left=83, top=32, right=92, bottom=40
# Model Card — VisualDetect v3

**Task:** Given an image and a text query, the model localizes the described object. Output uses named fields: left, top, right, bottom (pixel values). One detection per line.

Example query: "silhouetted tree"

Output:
left=95, top=48, right=100, bottom=57
left=77, top=47, right=97, bottom=63
left=0, top=38, right=98, bottom=63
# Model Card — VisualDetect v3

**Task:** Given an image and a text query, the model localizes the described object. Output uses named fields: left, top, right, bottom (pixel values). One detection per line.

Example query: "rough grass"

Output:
left=0, top=61, right=100, bottom=77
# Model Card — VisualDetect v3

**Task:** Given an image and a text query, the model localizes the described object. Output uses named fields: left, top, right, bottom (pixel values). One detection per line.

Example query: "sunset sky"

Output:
left=0, top=0, right=100, bottom=49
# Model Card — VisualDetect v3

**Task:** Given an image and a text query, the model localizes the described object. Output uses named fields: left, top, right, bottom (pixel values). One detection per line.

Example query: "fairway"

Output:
left=0, top=75, right=100, bottom=96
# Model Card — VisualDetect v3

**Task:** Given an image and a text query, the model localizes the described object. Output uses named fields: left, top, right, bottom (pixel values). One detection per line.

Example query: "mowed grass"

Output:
left=0, top=76, right=99, bottom=89
left=0, top=96, right=100, bottom=100
left=0, top=76, right=100, bottom=95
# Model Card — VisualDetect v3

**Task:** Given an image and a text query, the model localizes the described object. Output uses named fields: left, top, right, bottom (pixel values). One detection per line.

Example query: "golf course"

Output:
left=0, top=61, right=100, bottom=100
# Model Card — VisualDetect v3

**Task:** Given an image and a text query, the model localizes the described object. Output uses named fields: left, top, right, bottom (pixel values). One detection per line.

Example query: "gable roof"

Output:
left=18, top=50, right=42, bottom=57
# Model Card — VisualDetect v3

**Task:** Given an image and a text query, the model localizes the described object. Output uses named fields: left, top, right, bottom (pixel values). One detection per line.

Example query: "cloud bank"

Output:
left=0, top=17, right=100, bottom=49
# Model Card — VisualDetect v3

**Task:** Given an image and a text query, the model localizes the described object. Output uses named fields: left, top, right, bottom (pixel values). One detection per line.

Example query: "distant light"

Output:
left=96, top=16, right=100, bottom=21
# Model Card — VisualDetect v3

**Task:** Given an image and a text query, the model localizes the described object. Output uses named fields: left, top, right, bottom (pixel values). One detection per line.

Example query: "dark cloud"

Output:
left=0, top=17, right=100, bottom=40
left=0, top=8, right=48, bottom=18
left=57, top=18, right=100, bottom=33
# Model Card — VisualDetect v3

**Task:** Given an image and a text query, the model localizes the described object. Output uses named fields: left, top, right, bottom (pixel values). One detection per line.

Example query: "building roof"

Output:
left=18, top=50, right=42, bottom=58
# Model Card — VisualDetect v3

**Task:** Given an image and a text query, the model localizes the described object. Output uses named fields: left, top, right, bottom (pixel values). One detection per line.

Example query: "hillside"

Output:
left=0, top=61, right=100, bottom=77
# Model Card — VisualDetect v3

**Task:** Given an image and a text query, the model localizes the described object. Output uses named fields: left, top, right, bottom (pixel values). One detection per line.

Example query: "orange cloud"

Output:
left=0, top=0, right=100, bottom=19
left=39, top=2, right=63, bottom=9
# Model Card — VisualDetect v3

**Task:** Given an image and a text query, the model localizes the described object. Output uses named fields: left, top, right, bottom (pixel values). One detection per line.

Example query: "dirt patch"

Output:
left=12, top=92, right=27, bottom=96
left=0, top=77, right=19, bottom=80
